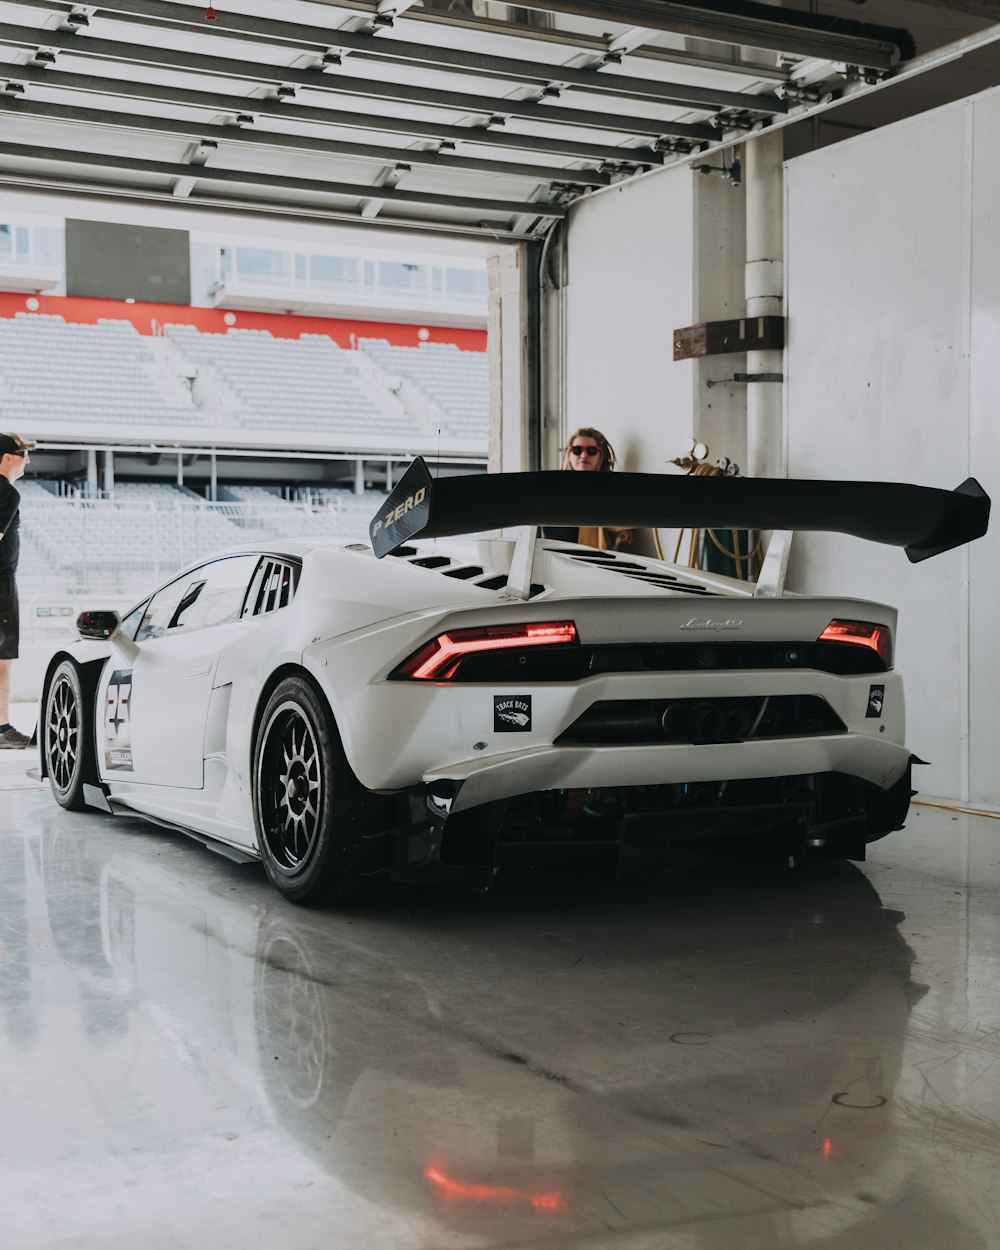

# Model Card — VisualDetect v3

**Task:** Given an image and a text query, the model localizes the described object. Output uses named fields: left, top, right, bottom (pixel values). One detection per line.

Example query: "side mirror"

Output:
left=77, top=610, right=122, bottom=640
left=76, top=611, right=139, bottom=663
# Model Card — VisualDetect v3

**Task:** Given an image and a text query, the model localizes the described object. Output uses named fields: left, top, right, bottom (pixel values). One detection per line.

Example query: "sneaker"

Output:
left=0, top=726, right=32, bottom=750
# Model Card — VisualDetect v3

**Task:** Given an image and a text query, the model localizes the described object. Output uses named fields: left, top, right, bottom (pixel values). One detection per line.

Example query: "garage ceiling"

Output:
left=0, top=0, right=979, bottom=238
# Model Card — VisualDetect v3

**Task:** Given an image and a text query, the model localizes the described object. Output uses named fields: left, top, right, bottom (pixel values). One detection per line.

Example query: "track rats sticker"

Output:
left=494, top=695, right=531, bottom=732
left=104, top=668, right=134, bottom=771
left=866, top=684, right=885, bottom=719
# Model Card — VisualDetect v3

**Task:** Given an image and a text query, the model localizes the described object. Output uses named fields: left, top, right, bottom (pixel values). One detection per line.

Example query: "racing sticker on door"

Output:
left=105, top=668, right=134, bottom=771
left=494, top=695, right=531, bottom=732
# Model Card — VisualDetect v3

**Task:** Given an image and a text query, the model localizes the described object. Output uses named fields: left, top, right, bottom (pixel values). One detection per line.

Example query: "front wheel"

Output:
left=252, top=675, right=390, bottom=905
left=44, top=659, right=98, bottom=811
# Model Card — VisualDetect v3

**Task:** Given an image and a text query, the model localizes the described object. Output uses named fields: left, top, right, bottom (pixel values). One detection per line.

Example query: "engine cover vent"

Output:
left=561, top=551, right=722, bottom=596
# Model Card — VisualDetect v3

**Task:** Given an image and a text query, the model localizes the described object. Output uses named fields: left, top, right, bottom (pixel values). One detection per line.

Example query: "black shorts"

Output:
left=0, top=578, right=19, bottom=660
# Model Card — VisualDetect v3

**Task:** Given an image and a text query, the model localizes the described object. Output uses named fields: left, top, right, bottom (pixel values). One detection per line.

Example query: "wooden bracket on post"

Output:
left=673, top=316, right=785, bottom=361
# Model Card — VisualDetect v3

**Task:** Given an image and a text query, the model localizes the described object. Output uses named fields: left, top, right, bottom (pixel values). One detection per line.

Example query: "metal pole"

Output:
left=524, top=238, right=543, bottom=473
left=744, top=129, right=785, bottom=480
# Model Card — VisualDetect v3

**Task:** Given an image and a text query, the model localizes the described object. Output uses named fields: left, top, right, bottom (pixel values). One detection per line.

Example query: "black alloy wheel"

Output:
left=44, top=659, right=97, bottom=811
left=252, top=675, right=390, bottom=905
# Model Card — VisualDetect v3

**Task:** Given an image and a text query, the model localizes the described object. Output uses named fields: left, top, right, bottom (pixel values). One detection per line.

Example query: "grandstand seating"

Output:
left=220, top=485, right=285, bottom=505
left=358, top=338, right=489, bottom=440
left=3, top=316, right=486, bottom=595
left=217, top=484, right=384, bottom=537
left=164, top=326, right=422, bottom=438
left=17, top=481, right=386, bottom=593
left=0, top=314, right=489, bottom=447
left=0, top=314, right=205, bottom=427
left=16, top=480, right=60, bottom=500
left=111, top=482, right=205, bottom=507
left=19, top=479, right=243, bottom=593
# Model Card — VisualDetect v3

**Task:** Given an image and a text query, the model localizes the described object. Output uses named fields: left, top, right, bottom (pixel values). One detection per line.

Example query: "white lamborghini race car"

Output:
left=39, top=459, right=989, bottom=904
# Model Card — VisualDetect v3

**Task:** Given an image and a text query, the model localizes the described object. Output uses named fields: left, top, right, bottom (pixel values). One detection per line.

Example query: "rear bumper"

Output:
left=430, top=732, right=911, bottom=813
left=334, top=667, right=905, bottom=796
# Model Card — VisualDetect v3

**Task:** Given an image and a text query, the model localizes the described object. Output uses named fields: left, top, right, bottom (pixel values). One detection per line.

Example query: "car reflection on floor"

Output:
left=0, top=802, right=989, bottom=1249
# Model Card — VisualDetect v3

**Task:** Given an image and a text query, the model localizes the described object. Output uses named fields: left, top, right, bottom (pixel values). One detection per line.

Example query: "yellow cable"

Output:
left=705, top=528, right=763, bottom=562
left=912, top=798, right=1000, bottom=821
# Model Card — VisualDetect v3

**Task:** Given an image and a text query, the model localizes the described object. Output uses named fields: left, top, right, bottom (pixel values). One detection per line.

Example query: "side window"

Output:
left=242, top=558, right=300, bottom=619
left=170, top=579, right=207, bottom=630
left=173, top=555, right=259, bottom=632
left=134, top=556, right=259, bottom=641
left=135, top=576, right=192, bottom=642
left=120, top=599, right=150, bottom=640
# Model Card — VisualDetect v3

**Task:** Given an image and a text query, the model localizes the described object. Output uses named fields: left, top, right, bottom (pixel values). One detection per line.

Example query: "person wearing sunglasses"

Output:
left=0, top=433, right=34, bottom=749
left=545, top=427, right=636, bottom=552
left=561, top=428, right=617, bottom=473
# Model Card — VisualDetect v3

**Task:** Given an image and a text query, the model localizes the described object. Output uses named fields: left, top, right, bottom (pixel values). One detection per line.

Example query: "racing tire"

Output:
left=252, top=675, right=390, bottom=906
left=44, top=659, right=98, bottom=812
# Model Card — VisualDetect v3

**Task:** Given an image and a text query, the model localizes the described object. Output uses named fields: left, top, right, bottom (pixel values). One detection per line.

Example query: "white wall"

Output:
left=561, top=168, right=746, bottom=476
left=785, top=90, right=1000, bottom=803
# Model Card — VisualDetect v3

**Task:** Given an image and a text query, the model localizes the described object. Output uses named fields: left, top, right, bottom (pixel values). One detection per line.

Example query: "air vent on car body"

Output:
left=411, top=555, right=452, bottom=569
left=387, top=549, right=547, bottom=598
left=561, top=551, right=721, bottom=596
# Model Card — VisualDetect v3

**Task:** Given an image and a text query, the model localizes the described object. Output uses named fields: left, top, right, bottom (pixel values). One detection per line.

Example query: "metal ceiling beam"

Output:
left=64, top=0, right=786, bottom=115
left=297, top=0, right=902, bottom=72
left=0, top=20, right=718, bottom=140
left=32, top=0, right=900, bottom=72
left=78, top=0, right=900, bottom=70
left=13, top=0, right=786, bottom=81
left=0, top=84, right=616, bottom=187
left=591, top=20, right=1000, bottom=213
left=0, top=174, right=548, bottom=239
left=455, top=0, right=903, bottom=69
left=0, top=63, right=659, bottom=167
left=0, top=136, right=568, bottom=218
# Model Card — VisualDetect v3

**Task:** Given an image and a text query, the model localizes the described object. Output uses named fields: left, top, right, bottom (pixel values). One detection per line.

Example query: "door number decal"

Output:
left=105, top=668, right=134, bottom=771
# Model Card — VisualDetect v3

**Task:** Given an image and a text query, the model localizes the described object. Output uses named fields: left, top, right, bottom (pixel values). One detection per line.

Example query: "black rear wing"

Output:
left=369, top=457, right=990, bottom=564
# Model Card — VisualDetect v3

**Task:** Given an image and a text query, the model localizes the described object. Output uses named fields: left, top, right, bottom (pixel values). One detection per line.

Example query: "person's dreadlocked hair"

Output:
left=560, top=427, right=618, bottom=473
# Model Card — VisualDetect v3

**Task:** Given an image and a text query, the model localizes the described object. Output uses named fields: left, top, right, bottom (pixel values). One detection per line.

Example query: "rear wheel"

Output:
left=44, top=660, right=98, bottom=811
left=252, top=676, right=390, bottom=905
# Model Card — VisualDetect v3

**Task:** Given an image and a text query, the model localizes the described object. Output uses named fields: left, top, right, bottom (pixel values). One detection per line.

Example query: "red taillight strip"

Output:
left=396, top=621, right=578, bottom=680
left=818, top=619, right=892, bottom=667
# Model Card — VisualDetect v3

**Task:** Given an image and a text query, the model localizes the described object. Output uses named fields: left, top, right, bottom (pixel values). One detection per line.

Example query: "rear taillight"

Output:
left=392, top=621, right=578, bottom=681
left=818, top=619, right=892, bottom=668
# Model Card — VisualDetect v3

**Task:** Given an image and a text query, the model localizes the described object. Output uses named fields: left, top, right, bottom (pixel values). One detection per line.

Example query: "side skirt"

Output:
left=84, top=780, right=259, bottom=864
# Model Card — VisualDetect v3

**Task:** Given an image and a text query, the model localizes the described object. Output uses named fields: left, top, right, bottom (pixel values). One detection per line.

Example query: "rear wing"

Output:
left=369, top=457, right=990, bottom=564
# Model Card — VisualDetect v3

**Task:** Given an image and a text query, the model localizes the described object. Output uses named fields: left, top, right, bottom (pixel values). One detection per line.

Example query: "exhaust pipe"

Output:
left=662, top=701, right=756, bottom=742
left=692, top=702, right=726, bottom=739
left=724, top=707, right=753, bottom=738
left=662, top=703, right=693, bottom=740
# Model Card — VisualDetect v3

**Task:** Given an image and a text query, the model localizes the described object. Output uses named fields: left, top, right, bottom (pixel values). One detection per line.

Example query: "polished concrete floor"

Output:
left=2, top=739, right=999, bottom=1248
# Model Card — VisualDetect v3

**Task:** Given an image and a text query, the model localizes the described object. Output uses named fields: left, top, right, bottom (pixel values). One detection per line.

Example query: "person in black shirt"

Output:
left=0, top=433, right=34, bottom=749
